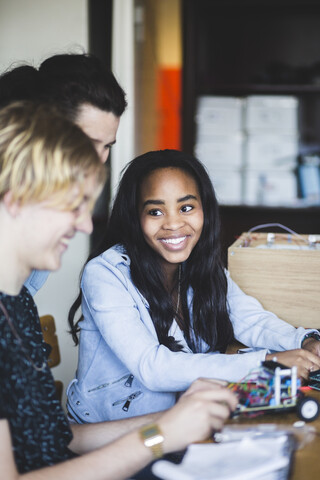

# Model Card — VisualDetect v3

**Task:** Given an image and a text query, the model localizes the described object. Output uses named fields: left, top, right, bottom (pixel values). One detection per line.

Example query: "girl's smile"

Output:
left=160, top=235, right=187, bottom=248
left=139, top=167, right=204, bottom=277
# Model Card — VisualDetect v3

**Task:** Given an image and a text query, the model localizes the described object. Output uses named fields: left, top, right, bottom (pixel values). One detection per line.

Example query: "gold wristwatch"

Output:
left=139, top=423, right=164, bottom=459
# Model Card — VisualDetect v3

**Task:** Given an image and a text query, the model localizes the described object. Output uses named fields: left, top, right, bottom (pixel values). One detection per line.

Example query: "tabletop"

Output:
left=226, top=387, right=320, bottom=480
left=134, top=342, right=320, bottom=480
left=225, top=340, right=320, bottom=479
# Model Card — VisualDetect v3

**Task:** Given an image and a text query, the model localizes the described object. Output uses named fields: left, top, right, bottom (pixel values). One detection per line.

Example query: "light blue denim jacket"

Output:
left=24, top=270, right=50, bottom=296
left=66, top=244, right=314, bottom=423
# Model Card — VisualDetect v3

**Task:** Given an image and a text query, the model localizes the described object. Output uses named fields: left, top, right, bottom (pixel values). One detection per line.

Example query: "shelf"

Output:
left=220, top=204, right=320, bottom=213
left=182, top=0, right=320, bottom=246
left=199, top=84, right=320, bottom=96
left=182, top=0, right=320, bottom=151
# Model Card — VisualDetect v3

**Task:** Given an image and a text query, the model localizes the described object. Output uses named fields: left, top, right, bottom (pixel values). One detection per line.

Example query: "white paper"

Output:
left=152, top=436, right=291, bottom=480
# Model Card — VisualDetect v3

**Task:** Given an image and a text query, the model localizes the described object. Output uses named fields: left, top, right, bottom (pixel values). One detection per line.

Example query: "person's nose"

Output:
left=99, top=148, right=110, bottom=164
left=96, top=145, right=110, bottom=164
left=75, top=211, right=93, bottom=234
left=163, top=211, right=184, bottom=230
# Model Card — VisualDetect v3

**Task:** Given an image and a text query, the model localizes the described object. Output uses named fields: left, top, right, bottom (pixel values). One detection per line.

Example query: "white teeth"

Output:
left=162, top=236, right=186, bottom=245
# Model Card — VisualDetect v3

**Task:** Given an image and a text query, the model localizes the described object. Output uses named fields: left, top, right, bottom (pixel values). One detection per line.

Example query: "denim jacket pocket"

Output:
left=67, top=373, right=144, bottom=422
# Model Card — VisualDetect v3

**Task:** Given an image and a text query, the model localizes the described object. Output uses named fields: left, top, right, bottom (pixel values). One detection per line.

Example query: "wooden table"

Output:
left=226, top=387, right=320, bottom=479
left=138, top=397, right=320, bottom=480
left=137, top=346, right=320, bottom=480
left=226, top=388, right=320, bottom=479
left=225, top=342, right=320, bottom=479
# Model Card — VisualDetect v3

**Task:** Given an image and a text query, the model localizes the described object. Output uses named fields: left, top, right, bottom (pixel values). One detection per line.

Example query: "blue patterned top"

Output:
left=0, top=287, right=75, bottom=473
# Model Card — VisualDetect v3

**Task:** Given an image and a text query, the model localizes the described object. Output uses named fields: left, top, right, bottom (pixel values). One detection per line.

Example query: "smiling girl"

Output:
left=67, top=149, right=320, bottom=423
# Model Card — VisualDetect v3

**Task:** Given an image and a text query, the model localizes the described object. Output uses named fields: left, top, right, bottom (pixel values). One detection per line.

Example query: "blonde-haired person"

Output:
left=0, top=101, right=237, bottom=479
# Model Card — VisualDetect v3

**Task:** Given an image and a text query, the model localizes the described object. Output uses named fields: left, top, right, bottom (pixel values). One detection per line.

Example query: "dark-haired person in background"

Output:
left=0, top=52, right=127, bottom=294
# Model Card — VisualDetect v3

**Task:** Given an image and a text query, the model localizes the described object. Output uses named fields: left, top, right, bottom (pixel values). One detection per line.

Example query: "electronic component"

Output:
left=228, top=361, right=320, bottom=422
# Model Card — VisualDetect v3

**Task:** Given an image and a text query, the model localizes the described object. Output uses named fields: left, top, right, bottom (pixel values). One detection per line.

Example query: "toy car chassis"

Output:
left=228, top=360, right=320, bottom=422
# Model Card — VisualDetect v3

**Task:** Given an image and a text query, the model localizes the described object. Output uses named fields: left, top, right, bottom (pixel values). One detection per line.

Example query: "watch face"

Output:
left=144, top=426, right=159, bottom=437
left=145, top=435, right=164, bottom=447
left=140, top=424, right=164, bottom=457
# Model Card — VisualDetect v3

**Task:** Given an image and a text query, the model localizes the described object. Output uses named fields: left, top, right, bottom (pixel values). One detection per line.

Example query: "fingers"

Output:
left=178, top=385, right=238, bottom=428
left=309, top=364, right=318, bottom=373
left=194, top=385, right=238, bottom=411
left=267, top=349, right=320, bottom=382
left=184, top=377, right=228, bottom=396
left=159, top=385, right=238, bottom=453
left=197, top=378, right=229, bottom=387
left=302, top=338, right=320, bottom=357
left=300, top=365, right=312, bottom=383
left=206, top=398, right=235, bottom=424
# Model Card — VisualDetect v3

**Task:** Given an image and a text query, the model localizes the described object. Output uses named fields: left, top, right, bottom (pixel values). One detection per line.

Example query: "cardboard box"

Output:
left=228, top=232, right=320, bottom=329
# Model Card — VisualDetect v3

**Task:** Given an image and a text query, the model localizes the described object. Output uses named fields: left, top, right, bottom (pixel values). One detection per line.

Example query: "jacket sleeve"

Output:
left=81, top=258, right=270, bottom=390
left=226, top=270, right=313, bottom=351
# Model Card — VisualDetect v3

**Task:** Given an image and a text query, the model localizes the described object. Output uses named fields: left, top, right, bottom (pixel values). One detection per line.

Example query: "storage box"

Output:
left=195, top=133, right=244, bottom=170
left=245, top=95, right=299, bottom=133
left=209, top=169, right=243, bottom=205
left=196, top=96, right=244, bottom=135
left=228, top=232, right=320, bottom=329
left=245, top=134, right=298, bottom=170
left=243, top=170, right=298, bottom=206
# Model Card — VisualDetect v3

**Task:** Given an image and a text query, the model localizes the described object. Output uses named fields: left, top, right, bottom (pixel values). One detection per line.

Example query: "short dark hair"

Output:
left=38, top=53, right=127, bottom=121
left=0, top=53, right=127, bottom=121
left=0, top=65, right=40, bottom=108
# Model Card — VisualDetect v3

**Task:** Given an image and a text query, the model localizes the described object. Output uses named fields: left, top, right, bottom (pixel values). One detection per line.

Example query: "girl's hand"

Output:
left=157, top=379, right=237, bottom=454
left=301, top=337, right=320, bottom=357
left=266, top=349, right=320, bottom=382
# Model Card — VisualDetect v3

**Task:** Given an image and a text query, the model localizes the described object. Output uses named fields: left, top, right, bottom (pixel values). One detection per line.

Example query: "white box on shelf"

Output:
left=244, top=170, right=297, bottom=206
left=245, top=134, right=299, bottom=170
left=245, top=95, right=299, bottom=133
left=195, top=133, right=244, bottom=170
left=195, top=96, right=244, bottom=135
left=209, top=169, right=243, bottom=205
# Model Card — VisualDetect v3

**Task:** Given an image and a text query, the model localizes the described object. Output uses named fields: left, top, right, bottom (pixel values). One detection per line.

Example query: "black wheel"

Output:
left=296, top=396, right=320, bottom=422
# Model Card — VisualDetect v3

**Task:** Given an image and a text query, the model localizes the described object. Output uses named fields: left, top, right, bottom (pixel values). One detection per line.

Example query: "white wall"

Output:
left=0, top=0, right=89, bottom=409
left=0, top=0, right=88, bottom=72
left=111, top=0, right=135, bottom=199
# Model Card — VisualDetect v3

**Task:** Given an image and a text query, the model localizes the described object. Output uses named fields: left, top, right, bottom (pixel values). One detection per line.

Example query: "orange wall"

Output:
left=156, top=67, right=181, bottom=149
left=135, top=0, right=182, bottom=153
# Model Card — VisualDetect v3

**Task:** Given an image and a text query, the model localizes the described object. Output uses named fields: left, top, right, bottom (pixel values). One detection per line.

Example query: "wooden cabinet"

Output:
left=182, top=0, right=320, bottom=259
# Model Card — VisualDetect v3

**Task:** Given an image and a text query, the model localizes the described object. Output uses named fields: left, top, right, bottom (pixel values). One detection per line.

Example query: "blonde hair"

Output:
left=0, top=101, right=105, bottom=210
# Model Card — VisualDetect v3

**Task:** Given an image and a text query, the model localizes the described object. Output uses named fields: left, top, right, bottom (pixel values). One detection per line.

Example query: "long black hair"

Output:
left=69, top=149, right=234, bottom=352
